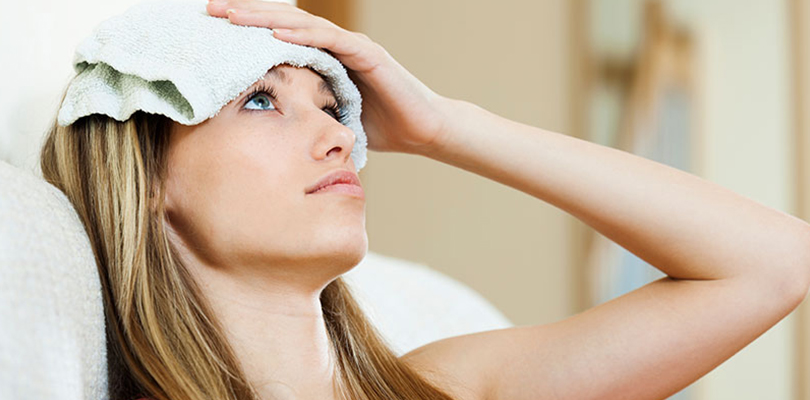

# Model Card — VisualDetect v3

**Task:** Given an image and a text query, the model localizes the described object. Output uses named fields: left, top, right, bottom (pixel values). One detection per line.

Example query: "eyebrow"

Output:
left=267, top=67, right=337, bottom=99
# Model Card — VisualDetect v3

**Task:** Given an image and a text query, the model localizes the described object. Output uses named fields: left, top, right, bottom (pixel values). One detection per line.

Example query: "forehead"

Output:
left=261, top=66, right=337, bottom=99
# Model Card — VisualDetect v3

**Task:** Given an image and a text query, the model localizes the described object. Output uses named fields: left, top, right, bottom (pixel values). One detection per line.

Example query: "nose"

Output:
left=311, top=110, right=356, bottom=166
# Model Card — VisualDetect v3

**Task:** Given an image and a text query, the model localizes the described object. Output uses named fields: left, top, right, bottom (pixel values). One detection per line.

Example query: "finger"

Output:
left=273, top=27, right=385, bottom=72
left=229, top=0, right=306, bottom=11
left=224, top=9, right=326, bottom=30
left=268, top=27, right=350, bottom=53
left=207, top=0, right=307, bottom=16
left=269, top=27, right=382, bottom=72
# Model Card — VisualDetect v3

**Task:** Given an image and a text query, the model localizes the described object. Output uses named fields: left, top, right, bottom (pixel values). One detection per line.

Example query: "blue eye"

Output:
left=244, top=93, right=276, bottom=111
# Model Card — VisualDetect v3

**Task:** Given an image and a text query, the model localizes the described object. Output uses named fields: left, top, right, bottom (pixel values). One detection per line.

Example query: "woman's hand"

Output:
left=206, top=0, right=451, bottom=155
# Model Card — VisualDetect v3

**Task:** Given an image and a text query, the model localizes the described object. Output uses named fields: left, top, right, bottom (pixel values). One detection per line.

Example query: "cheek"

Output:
left=165, top=131, right=302, bottom=255
left=204, top=150, right=301, bottom=240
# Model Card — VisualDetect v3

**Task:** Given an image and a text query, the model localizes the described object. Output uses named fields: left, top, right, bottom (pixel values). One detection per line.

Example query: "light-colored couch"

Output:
left=0, top=159, right=512, bottom=399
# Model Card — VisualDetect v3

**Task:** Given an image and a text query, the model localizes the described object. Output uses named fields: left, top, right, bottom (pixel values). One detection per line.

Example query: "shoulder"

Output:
left=397, top=324, right=569, bottom=400
left=398, top=327, right=528, bottom=400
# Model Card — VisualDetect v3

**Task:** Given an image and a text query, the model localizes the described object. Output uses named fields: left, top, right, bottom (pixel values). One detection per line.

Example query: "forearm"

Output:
left=423, top=97, right=810, bottom=288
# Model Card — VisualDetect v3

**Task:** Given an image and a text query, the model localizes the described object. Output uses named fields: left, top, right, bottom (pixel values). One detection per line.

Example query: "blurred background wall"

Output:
left=1, top=0, right=807, bottom=399
left=352, top=0, right=577, bottom=327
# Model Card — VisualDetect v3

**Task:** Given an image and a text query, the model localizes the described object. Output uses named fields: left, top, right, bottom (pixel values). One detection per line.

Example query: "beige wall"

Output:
left=354, top=0, right=575, bottom=326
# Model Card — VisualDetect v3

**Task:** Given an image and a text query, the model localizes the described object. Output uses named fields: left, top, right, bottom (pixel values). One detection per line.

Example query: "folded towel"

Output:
left=56, top=0, right=368, bottom=171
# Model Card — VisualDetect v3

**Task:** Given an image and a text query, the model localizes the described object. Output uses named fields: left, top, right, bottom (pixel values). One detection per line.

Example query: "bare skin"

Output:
left=164, top=64, right=363, bottom=400
left=196, top=1, right=810, bottom=399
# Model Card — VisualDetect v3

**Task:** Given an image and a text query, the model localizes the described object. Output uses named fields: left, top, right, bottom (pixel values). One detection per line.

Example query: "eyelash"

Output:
left=243, top=82, right=348, bottom=121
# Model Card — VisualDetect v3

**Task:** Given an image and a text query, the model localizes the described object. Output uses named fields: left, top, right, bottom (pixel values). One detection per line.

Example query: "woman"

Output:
left=39, top=0, right=810, bottom=399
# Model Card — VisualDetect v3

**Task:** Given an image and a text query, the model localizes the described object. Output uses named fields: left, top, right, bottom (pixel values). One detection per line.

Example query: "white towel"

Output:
left=56, top=0, right=368, bottom=171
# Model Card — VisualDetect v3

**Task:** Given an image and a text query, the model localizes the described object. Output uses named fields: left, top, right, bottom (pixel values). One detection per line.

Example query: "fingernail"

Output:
left=273, top=28, right=292, bottom=35
left=226, top=8, right=237, bottom=15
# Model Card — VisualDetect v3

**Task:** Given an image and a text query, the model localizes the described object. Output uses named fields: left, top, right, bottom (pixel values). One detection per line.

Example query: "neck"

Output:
left=195, top=264, right=342, bottom=400
left=164, top=222, right=359, bottom=399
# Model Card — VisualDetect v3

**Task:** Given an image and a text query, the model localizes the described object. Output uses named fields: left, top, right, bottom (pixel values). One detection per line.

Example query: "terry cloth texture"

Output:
left=56, top=0, right=368, bottom=170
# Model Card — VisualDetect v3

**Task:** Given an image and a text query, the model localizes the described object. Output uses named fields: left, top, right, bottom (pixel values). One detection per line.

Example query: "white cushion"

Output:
left=0, top=160, right=107, bottom=400
left=0, top=160, right=512, bottom=398
left=345, top=252, right=513, bottom=356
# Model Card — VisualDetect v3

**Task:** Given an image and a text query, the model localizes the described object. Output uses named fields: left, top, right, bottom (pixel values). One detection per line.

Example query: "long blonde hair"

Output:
left=39, top=86, right=457, bottom=400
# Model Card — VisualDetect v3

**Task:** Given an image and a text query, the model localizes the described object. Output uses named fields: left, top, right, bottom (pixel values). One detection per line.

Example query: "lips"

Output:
left=306, top=169, right=362, bottom=194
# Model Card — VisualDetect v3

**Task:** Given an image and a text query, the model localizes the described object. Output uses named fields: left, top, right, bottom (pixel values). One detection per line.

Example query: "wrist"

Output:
left=415, top=96, right=468, bottom=160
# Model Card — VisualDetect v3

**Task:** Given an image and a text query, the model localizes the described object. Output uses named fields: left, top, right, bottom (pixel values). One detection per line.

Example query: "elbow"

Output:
left=783, top=227, right=810, bottom=308
left=738, top=217, right=810, bottom=312
left=793, top=266, right=810, bottom=308
left=770, top=262, right=810, bottom=315
left=788, top=270, right=810, bottom=313
left=797, top=255, right=810, bottom=307
left=761, top=224, right=810, bottom=311
left=798, top=226, right=810, bottom=299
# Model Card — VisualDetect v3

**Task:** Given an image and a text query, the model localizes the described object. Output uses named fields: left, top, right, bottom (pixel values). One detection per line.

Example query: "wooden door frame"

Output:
left=570, top=1, right=698, bottom=312
left=569, top=0, right=593, bottom=312
left=791, top=0, right=809, bottom=398
left=296, top=0, right=356, bottom=31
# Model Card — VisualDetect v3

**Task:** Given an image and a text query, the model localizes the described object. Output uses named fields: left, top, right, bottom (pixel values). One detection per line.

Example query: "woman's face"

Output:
left=163, top=64, right=367, bottom=278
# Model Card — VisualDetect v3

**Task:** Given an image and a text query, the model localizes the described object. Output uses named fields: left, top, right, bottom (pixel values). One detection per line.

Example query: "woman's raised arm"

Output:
left=207, top=2, right=810, bottom=397
left=401, top=96, right=810, bottom=400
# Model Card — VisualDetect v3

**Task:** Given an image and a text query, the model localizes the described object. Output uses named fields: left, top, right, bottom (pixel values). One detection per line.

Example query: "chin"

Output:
left=333, top=228, right=368, bottom=270
left=309, top=226, right=368, bottom=260
left=340, top=230, right=369, bottom=264
left=304, top=222, right=367, bottom=271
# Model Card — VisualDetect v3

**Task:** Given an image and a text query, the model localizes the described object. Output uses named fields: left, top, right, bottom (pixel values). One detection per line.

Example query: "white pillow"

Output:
left=0, top=160, right=107, bottom=400
left=345, top=252, right=513, bottom=356
left=0, top=160, right=512, bottom=398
